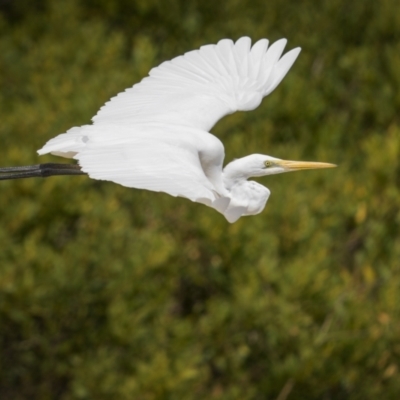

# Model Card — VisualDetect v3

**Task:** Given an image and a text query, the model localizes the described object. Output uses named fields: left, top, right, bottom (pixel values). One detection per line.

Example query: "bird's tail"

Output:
left=0, top=163, right=86, bottom=180
left=37, top=126, right=90, bottom=158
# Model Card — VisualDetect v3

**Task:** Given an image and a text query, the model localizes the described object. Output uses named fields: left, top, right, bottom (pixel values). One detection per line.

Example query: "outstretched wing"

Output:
left=92, top=37, right=301, bottom=131
left=77, top=125, right=220, bottom=203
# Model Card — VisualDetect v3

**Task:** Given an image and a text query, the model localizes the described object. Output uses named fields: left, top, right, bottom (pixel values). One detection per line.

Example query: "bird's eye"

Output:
left=264, top=161, right=273, bottom=168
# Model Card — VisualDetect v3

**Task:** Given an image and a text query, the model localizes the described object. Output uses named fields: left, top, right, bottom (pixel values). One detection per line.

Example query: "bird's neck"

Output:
left=222, top=160, right=253, bottom=191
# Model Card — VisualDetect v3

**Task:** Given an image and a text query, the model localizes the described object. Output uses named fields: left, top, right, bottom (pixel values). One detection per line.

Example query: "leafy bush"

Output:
left=1, top=1, right=400, bottom=399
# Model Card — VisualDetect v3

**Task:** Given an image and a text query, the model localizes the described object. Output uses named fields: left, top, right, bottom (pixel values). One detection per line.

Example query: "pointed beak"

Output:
left=276, top=159, right=337, bottom=171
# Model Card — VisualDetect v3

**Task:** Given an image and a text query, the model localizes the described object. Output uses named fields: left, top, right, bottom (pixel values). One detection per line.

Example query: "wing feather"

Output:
left=250, top=39, right=269, bottom=80
left=92, top=37, right=301, bottom=131
left=70, top=125, right=220, bottom=205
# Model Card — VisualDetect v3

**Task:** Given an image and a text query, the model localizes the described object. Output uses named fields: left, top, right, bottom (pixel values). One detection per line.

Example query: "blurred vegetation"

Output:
left=1, top=0, right=400, bottom=399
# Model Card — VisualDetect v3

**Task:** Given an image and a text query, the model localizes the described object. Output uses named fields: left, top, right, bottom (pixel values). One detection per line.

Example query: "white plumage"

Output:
left=92, top=37, right=299, bottom=129
left=38, top=37, right=334, bottom=223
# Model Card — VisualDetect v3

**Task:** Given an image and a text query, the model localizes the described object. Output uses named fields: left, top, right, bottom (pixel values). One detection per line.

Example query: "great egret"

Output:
left=1, top=37, right=335, bottom=223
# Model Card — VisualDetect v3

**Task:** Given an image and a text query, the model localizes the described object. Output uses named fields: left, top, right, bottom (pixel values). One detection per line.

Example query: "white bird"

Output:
left=1, top=37, right=335, bottom=223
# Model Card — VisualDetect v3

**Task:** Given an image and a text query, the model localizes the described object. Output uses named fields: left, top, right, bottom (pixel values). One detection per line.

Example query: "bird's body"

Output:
left=32, top=37, right=335, bottom=222
left=40, top=122, right=270, bottom=222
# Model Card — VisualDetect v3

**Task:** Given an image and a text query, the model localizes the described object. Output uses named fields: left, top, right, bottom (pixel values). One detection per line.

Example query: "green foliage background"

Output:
left=1, top=1, right=400, bottom=399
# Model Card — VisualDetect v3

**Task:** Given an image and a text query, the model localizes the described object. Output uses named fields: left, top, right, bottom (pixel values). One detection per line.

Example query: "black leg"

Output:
left=0, top=163, right=87, bottom=180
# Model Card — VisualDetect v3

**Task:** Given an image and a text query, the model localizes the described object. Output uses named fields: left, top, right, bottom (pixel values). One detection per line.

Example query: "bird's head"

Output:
left=223, top=154, right=336, bottom=181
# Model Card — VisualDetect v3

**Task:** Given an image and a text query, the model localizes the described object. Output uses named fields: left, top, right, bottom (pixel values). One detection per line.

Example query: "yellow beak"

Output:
left=276, top=159, right=337, bottom=171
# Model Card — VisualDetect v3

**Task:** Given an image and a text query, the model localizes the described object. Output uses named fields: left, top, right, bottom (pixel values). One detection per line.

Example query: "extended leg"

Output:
left=0, top=163, right=87, bottom=180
